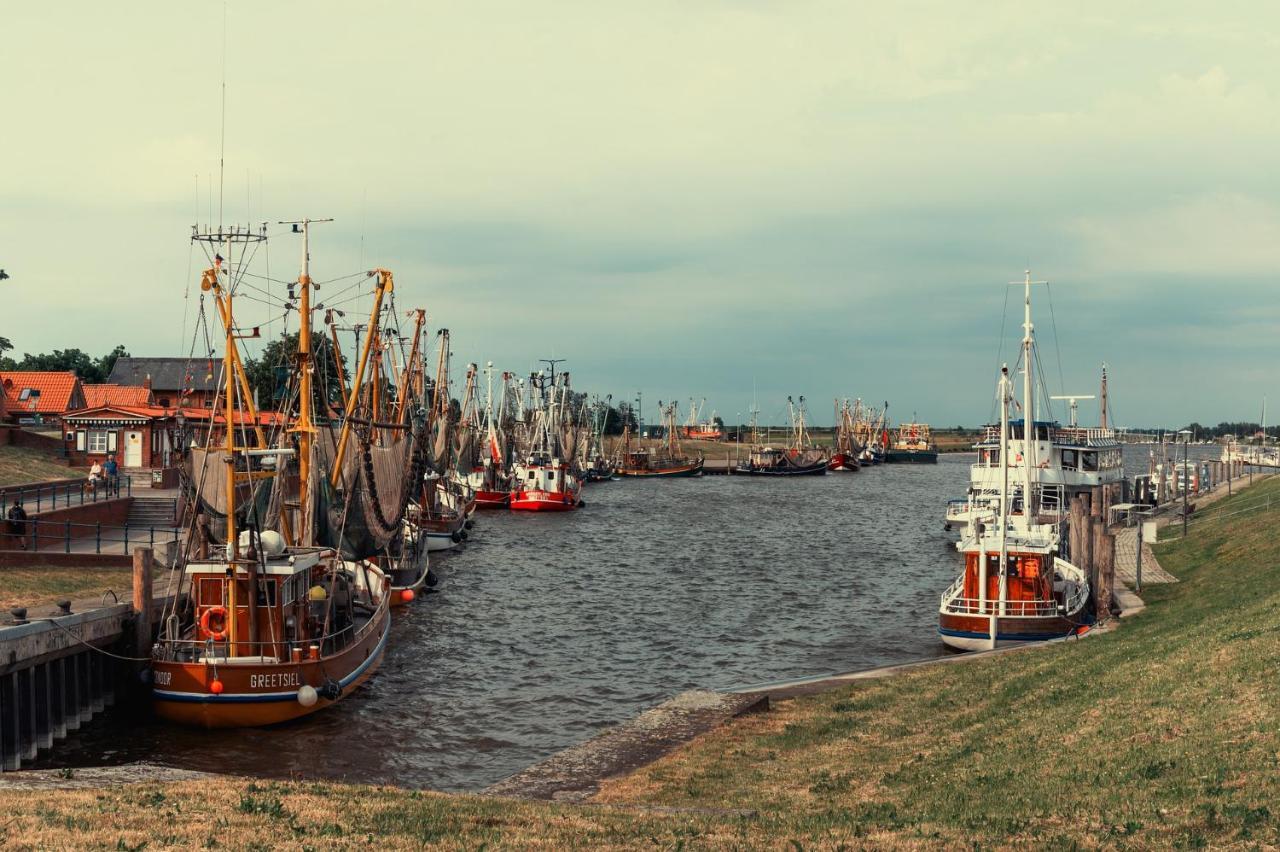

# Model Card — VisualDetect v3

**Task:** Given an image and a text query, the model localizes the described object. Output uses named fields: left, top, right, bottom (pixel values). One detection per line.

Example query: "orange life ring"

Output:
left=200, top=605, right=229, bottom=641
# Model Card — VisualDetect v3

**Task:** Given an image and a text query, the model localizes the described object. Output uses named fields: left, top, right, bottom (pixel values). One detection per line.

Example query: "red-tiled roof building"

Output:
left=81, top=384, right=156, bottom=408
left=0, top=371, right=86, bottom=423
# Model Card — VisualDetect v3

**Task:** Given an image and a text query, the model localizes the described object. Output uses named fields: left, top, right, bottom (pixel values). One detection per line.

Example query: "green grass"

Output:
left=0, top=444, right=76, bottom=486
left=1, top=477, right=1278, bottom=848
left=0, top=566, right=146, bottom=610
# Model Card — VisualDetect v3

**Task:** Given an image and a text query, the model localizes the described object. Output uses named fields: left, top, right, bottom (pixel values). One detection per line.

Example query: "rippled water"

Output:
left=45, top=447, right=1215, bottom=790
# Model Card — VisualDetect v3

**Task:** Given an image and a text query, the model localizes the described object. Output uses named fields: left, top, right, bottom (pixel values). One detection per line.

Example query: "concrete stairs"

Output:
left=126, top=496, right=178, bottom=529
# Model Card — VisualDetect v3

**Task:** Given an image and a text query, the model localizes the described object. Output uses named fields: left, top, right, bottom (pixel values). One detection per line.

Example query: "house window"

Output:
left=75, top=431, right=87, bottom=452
left=88, top=431, right=110, bottom=454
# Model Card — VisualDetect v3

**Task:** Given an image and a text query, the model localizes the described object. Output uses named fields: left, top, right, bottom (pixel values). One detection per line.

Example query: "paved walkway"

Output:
left=1113, top=526, right=1177, bottom=586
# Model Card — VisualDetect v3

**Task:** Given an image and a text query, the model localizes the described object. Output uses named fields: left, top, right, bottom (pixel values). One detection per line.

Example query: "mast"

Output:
left=1099, top=363, right=1109, bottom=430
left=995, top=365, right=1011, bottom=618
left=1018, top=270, right=1040, bottom=525
left=287, top=218, right=331, bottom=544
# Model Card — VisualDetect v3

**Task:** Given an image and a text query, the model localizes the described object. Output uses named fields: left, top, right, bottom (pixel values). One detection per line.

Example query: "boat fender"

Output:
left=319, top=679, right=342, bottom=701
left=464, top=519, right=475, bottom=530
left=450, top=531, right=462, bottom=543
left=577, top=499, right=586, bottom=508
left=200, top=606, right=230, bottom=641
left=459, top=530, right=469, bottom=541
left=425, top=569, right=439, bottom=587
left=296, top=685, right=318, bottom=707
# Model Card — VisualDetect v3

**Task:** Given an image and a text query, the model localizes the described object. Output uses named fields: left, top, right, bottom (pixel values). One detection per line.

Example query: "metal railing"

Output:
left=0, top=476, right=133, bottom=512
left=941, top=595, right=1065, bottom=618
left=2, top=516, right=179, bottom=555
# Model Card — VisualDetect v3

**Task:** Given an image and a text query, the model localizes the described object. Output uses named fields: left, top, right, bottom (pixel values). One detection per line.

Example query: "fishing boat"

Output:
left=680, top=398, right=723, bottom=441
left=854, top=401, right=888, bottom=466
left=615, top=400, right=705, bottom=477
left=510, top=362, right=583, bottom=511
left=885, top=420, right=938, bottom=463
left=464, top=364, right=514, bottom=507
left=152, top=222, right=416, bottom=726
left=938, top=273, right=1094, bottom=649
left=737, top=396, right=829, bottom=475
left=580, top=396, right=617, bottom=481
left=938, top=365, right=1092, bottom=649
left=943, top=315, right=1124, bottom=538
left=828, top=398, right=863, bottom=471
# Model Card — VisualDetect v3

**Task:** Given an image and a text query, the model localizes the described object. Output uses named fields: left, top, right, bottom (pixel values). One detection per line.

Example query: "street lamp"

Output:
left=1178, top=429, right=1192, bottom=537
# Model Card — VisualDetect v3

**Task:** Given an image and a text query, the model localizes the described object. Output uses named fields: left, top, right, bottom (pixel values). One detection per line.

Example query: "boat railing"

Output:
left=941, top=595, right=1066, bottom=618
left=154, top=596, right=386, bottom=663
left=1053, top=557, right=1089, bottom=612
left=1051, top=426, right=1115, bottom=445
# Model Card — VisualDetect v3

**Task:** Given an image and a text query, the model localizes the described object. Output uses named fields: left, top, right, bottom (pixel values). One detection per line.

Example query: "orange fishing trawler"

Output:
left=151, top=222, right=427, bottom=726
left=679, top=398, right=723, bottom=441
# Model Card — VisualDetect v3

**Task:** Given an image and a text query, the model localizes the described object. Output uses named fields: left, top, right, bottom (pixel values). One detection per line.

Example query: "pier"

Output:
left=0, top=549, right=166, bottom=771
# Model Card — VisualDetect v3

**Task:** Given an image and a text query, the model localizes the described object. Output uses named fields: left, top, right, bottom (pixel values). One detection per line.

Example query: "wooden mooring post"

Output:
left=133, top=547, right=154, bottom=658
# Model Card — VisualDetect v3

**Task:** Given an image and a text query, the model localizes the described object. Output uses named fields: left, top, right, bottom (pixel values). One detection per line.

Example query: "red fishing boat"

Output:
left=509, top=362, right=583, bottom=511
left=827, top=398, right=863, bottom=472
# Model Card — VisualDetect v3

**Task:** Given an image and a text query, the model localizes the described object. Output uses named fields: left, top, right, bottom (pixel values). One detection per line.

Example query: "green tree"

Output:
left=243, top=332, right=348, bottom=412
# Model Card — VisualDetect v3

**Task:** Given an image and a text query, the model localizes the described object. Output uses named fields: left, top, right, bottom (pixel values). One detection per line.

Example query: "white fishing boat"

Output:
left=938, top=277, right=1095, bottom=651
left=945, top=283, right=1124, bottom=539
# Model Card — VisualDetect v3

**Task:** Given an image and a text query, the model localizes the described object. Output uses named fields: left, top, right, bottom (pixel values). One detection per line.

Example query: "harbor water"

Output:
left=40, top=445, right=1213, bottom=790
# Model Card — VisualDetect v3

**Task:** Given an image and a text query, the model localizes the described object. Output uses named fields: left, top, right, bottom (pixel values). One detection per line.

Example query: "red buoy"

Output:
left=401, top=589, right=416, bottom=602
left=210, top=679, right=224, bottom=695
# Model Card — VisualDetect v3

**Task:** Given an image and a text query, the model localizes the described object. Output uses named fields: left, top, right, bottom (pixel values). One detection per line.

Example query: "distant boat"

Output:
left=510, top=365, right=583, bottom=511
left=680, top=398, right=724, bottom=441
left=616, top=401, right=705, bottom=477
left=737, top=395, right=828, bottom=476
left=885, top=420, right=938, bottom=464
left=827, top=398, right=863, bottom=472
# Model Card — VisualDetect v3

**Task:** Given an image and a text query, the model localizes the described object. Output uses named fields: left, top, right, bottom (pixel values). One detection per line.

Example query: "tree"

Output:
left=243, top=332, right=347, bottom=411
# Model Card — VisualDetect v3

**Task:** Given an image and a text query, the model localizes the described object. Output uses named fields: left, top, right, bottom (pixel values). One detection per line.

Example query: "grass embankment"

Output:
left=1, top=478, right=1277, bottom=848
left=0, top=445, right=75, bottom=487
left=0, top=566, right=144, bottom=611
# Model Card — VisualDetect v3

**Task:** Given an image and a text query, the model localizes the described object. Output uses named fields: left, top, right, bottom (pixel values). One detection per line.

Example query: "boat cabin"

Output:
left=176, top=545, right=361, bottom=663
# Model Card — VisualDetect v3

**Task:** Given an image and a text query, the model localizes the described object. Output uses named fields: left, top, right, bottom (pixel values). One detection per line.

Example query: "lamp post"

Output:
left=1180, top=429, right=1191, bottom=537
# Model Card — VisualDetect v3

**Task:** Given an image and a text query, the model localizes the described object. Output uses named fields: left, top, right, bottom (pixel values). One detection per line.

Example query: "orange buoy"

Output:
left=401, top=589, right=416, bottom=602
left=210, top=678, right=225, bottom=695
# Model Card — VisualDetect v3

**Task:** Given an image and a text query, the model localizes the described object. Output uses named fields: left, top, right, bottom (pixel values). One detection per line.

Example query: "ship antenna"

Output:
left=218, top=0, right=228, bottom=230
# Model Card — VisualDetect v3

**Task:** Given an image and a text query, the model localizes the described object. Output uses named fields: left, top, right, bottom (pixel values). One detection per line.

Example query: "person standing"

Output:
left=103, top=455, right=120, bottom=496
left=88, top=460, right=103, bottom=492
left=6, top=500, right=28, bottom=550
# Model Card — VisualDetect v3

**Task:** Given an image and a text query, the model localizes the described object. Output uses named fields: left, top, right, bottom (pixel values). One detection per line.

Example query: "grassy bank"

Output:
left=0, top=565, right=143, bottom=611
left=0, top=445, right=76, bottom=487
left=1, top=478, right=1277, bottom=847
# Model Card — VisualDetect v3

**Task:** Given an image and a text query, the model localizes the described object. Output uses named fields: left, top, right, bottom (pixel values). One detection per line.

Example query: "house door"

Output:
left=124, top=431, right=143, bottom=467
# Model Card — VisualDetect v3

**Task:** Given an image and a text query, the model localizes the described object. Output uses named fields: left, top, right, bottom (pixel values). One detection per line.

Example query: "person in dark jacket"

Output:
left=6, top=500, right=29, bottom=550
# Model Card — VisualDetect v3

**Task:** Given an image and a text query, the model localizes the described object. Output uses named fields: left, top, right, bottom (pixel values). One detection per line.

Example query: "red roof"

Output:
left=1, top=372, right=85, bottom=416
left=81, top=384, right=155, bottom=408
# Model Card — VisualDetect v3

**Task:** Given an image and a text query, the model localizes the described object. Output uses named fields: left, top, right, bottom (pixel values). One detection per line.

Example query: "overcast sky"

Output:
left=2, top=2, right=1278, bottom=427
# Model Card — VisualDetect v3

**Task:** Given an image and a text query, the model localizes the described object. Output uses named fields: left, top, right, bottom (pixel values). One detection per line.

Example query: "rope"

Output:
left=33, top=616, right=152, bottom=662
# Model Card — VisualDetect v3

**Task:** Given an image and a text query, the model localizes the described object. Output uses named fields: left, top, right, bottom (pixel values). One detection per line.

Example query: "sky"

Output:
left=2, top=1, right=1279, bottom=428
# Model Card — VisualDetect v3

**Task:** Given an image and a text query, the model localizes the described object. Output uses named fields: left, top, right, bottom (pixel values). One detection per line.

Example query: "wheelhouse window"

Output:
left=1082, top=451, right=1099, bottom=471
left=1061, top=449, right=1078, bottom=470
left=548, top=471, right=556, bottom=480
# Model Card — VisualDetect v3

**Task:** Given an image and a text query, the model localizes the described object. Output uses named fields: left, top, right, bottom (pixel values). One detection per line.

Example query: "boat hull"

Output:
left=937, top=611, right=1091, bottom=651
left=736, top=461, right=828, bottom=476
left=510, top=488, right=581, bottom=511
left=474, top=489, right=511, bottom=509
left=886, top=450, right=938, bottom=464
left=827, top=452, right=861, bottom=472
left=615, top=458, right=705, bottom=478
left=152, top=613, right=390, bottom=728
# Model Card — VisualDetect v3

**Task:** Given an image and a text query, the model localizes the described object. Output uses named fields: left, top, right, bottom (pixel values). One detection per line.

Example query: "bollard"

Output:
left=64, top=520, right=71, bottom=554
left=133, top=547, right=154, bottom=660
